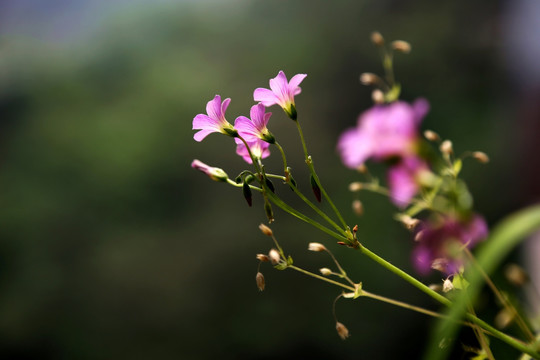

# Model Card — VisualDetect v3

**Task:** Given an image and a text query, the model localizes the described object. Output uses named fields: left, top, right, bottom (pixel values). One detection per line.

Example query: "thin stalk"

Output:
left=226, top=179, right=262, bottom=192
left=294, top=119, right=348, bottom=230
left=274, top=142, right=288, bottom=175
left=288, top=265, right=355, bottom=292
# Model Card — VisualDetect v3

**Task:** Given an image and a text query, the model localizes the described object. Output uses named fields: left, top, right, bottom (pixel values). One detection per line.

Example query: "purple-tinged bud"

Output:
left=256, top=254, right=270, bottom=262
left=335, top=322, right=350, bottom=340
left=472, top=151, right=489, bottom=164
left=268, top=249, right=280, bottom=265
left=242, top=182, right=252, bottom=207
left=310, top=174, right=322, bottom=203
left=308, top=242, right=327, bottom=252
left=352, top=200, right=364, bottom=216
left=319, top=268, right=332, bottom=276
left=370, top=31, right=384, bottom=46
left=391, top=40, right=411, bottom=54
left=191, top=159, right=228, bottom=182
left=423, top=130, right=440, bottom=142
left=258, top=224, right=273, bottom=237
left=256, top=272, right=265, bottom=291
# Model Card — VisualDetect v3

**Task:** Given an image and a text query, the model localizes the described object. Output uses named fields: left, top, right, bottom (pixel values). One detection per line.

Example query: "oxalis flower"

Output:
left=192, top=95, right=237, bottom=141
left=412, top=214, right=488, bottom=276
left=387, top=156, right=429, bottom=207
left=191, top=159, right=229, bottom=182
left=254, top=70, right=307, bottom=120
left=234, top=103, right=275, bottom=143
left=235, top=138, right=271, bottom=164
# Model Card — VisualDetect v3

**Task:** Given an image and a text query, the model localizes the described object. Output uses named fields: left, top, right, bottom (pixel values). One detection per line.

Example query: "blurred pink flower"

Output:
left=234, top=103, right=275, bottom=143
left=192, top=95, right=237, bottom=141
left=235, top=138, right=271, bottom=164
left=412, top=214, right=489, bottom=275
left=387, top=156, right=429, bottom=207
left=254, top=70, right=307, bottom=120
left=337, top=99, right=429, bottom=168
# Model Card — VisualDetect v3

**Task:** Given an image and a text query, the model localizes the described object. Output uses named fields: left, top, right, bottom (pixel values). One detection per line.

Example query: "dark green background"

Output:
left=1, top=1, right=538, bottom=359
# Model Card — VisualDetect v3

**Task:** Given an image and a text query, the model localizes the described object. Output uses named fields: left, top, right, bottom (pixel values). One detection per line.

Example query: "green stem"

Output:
left=226, top=179, right=262, bottom=192
left=275, top=142, right=288, bottom=175
left=288, top=265, right=355, bottom=291
left=294, top=119, right=349, bottom=230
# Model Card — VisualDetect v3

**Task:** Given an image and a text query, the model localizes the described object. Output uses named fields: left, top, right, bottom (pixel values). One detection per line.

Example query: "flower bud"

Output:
left=258, top=224, right=273, bottom=237
left=440, top=140, right=453, bottom=155
left=372, top=89, right=385, bottom=104
left=191, top=159, right=229, bottom=182
left=310, top=174, right=322, bottom=203
left=442, top=278, right=454, bottom=293
left=256, top=254, right=270, bottom=262
left=335, top=322, right=350, bottom=340
left=472, top=151, right=489, bottom=164
left=265, top=178, right=275, bottom=193
left=352, top=200, right=364, bottom=216
left=504, top=264, right=529, bottom=287
left=429, top=284, right=443, bottom=292
left=308, top=242, right=327, bottom=252
left=268, top=249, right=281, bottom=265
left=242, top=181, right=252, bottom=207
left=256, top=272, right=265, bottom=291
left=264, top=199, right=274, bottom=223
left=348, top=182, right=363, bottom=192
left=319, top=268, right=332, bottom=276
left=356, top=164, right=368, bottom=174
left=494, top=308, right=513, bottom=329
left=397, top=215, right=420, bottom=230
left=370, top=31, right=384, bottom=46
left=359, top=72, right=379, bottom=86
left=391, top=40, right=411, bottom=54
left=423, top=130, right=440, bottom=142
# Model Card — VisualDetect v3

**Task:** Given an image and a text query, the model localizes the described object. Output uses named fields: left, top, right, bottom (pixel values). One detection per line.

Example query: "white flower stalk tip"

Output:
left=319, top=268, right=332, bottom=276
left=391, top=40, right=411, bottom=54
left=370, top=31, right=384, bottom=46
left=371, top=89, right=385, bottom=104
left=352, top=200, right=364, bottom=216
left=308, top=243, right=327, bottom=252
left=258, top=223, right=273, bottom=237
left=256, top=254, right=269, bottom=262
left=440, top=140, right=453, bottom=155
left=442, top=278, right=454, bottom=293
left=472, top=151, right=489, bottom=164
left=348, top=182, right=363, bottom=192
left=359, top=72, right=379, bottom=86
left=256, top=272, right=265, bottom=291
left=423, top=130, right=440, bottom=142
left=268, top=249, right=281, bottom=265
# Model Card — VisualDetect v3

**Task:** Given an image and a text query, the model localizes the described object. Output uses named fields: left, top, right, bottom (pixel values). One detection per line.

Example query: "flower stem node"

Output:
left=256, top=272, right=265, bottom=291
left=258, top=224, right=273, bottom=237
left=191, top=160, right=229, bottom=182
left=308, top=242, right=327, bottom=252
left=335, top=322, right=350, bottom=340
left=391, top=40, right=412, bottom=54
left=319, top=268, right=333, bottom=276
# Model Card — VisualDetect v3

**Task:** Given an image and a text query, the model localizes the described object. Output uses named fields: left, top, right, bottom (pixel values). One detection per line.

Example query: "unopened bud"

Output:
left=391, top=40, right=411, bottom=54
left=372, top=89, right=385, bottom=104
left=429, top=284, right=443, bottom=292
left=440, top=140, right=453, bottom=155
left=352, top=200, right=364, bottom=216
left=310, top=174, right=322, bottom=203
left=264, top=199, right=274, bottom=223
left=256, top=272, right=265, bottom=291
left=308, top=242, right=327, bottom=252
left=423, top=130, right=440, bottom=142
left=243, top=182, right=252, bottom=207
left=494, top=308, right=513, bottom=329
left=442, top=278, right=454, bottom=293
left=398, top=215, right=420, bottom=230
left=349, top=182, right=363, bottom=192
left=258, top=223, right=273, bottom=237
left=335, top=322, right=350, bottom=340
left=370, top=31, right=384, bottom=46
left=256, top=254, right=270, bottom=262
left=191, top=159, right=229, bottom=182
left=359, top=72, right=379, bottom=86
left=472, top=151, right=489, bottom=164
left=268, top=249, right=281, bottom=265
left=356, top=164, right=368, bottom=173
left=504, top=264, right=529, bottom=287
left=319, top=268, right=332, bottom=276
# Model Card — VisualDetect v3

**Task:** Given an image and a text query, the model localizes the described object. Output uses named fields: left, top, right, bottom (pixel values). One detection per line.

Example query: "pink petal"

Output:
left=221, top=97, right=231, bottom=115
left=206, top=95, right=223, bottom=120
left=234, top=116, right=259, bottom=141
left=337, top=128, right=372, bottom=168
left=192, top=114, right=221, bottom=131
left=269, top=71, right=290, bottom=104
left=253, top=88, right=279, bottom=107
left=289, top=73, right=307, bottom=91
left=249, top=103, right=267, bottom=129
left=412, top=98, right=430, bottom=124
left=193, top=129, right=214, bottom=142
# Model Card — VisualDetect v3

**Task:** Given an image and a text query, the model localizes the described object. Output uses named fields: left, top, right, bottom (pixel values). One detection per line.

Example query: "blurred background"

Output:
left=1, top=0, right=539, bottom=359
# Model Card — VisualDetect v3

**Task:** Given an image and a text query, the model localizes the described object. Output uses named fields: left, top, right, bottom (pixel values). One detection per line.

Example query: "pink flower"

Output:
left=191, top=159, right=229, bottom=182
left=253, top=70, right=307, bottom=120
left=337, top=99, right=429, bottom=168
left=235, top=138, right=271, bottom=164
left=192, top=95, right=237, bottom=142
left=234, top=103, right=275, bottom=143
left=412, top=214, right=488, bottom=276
left=387, top=156, right=429, bottom=207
